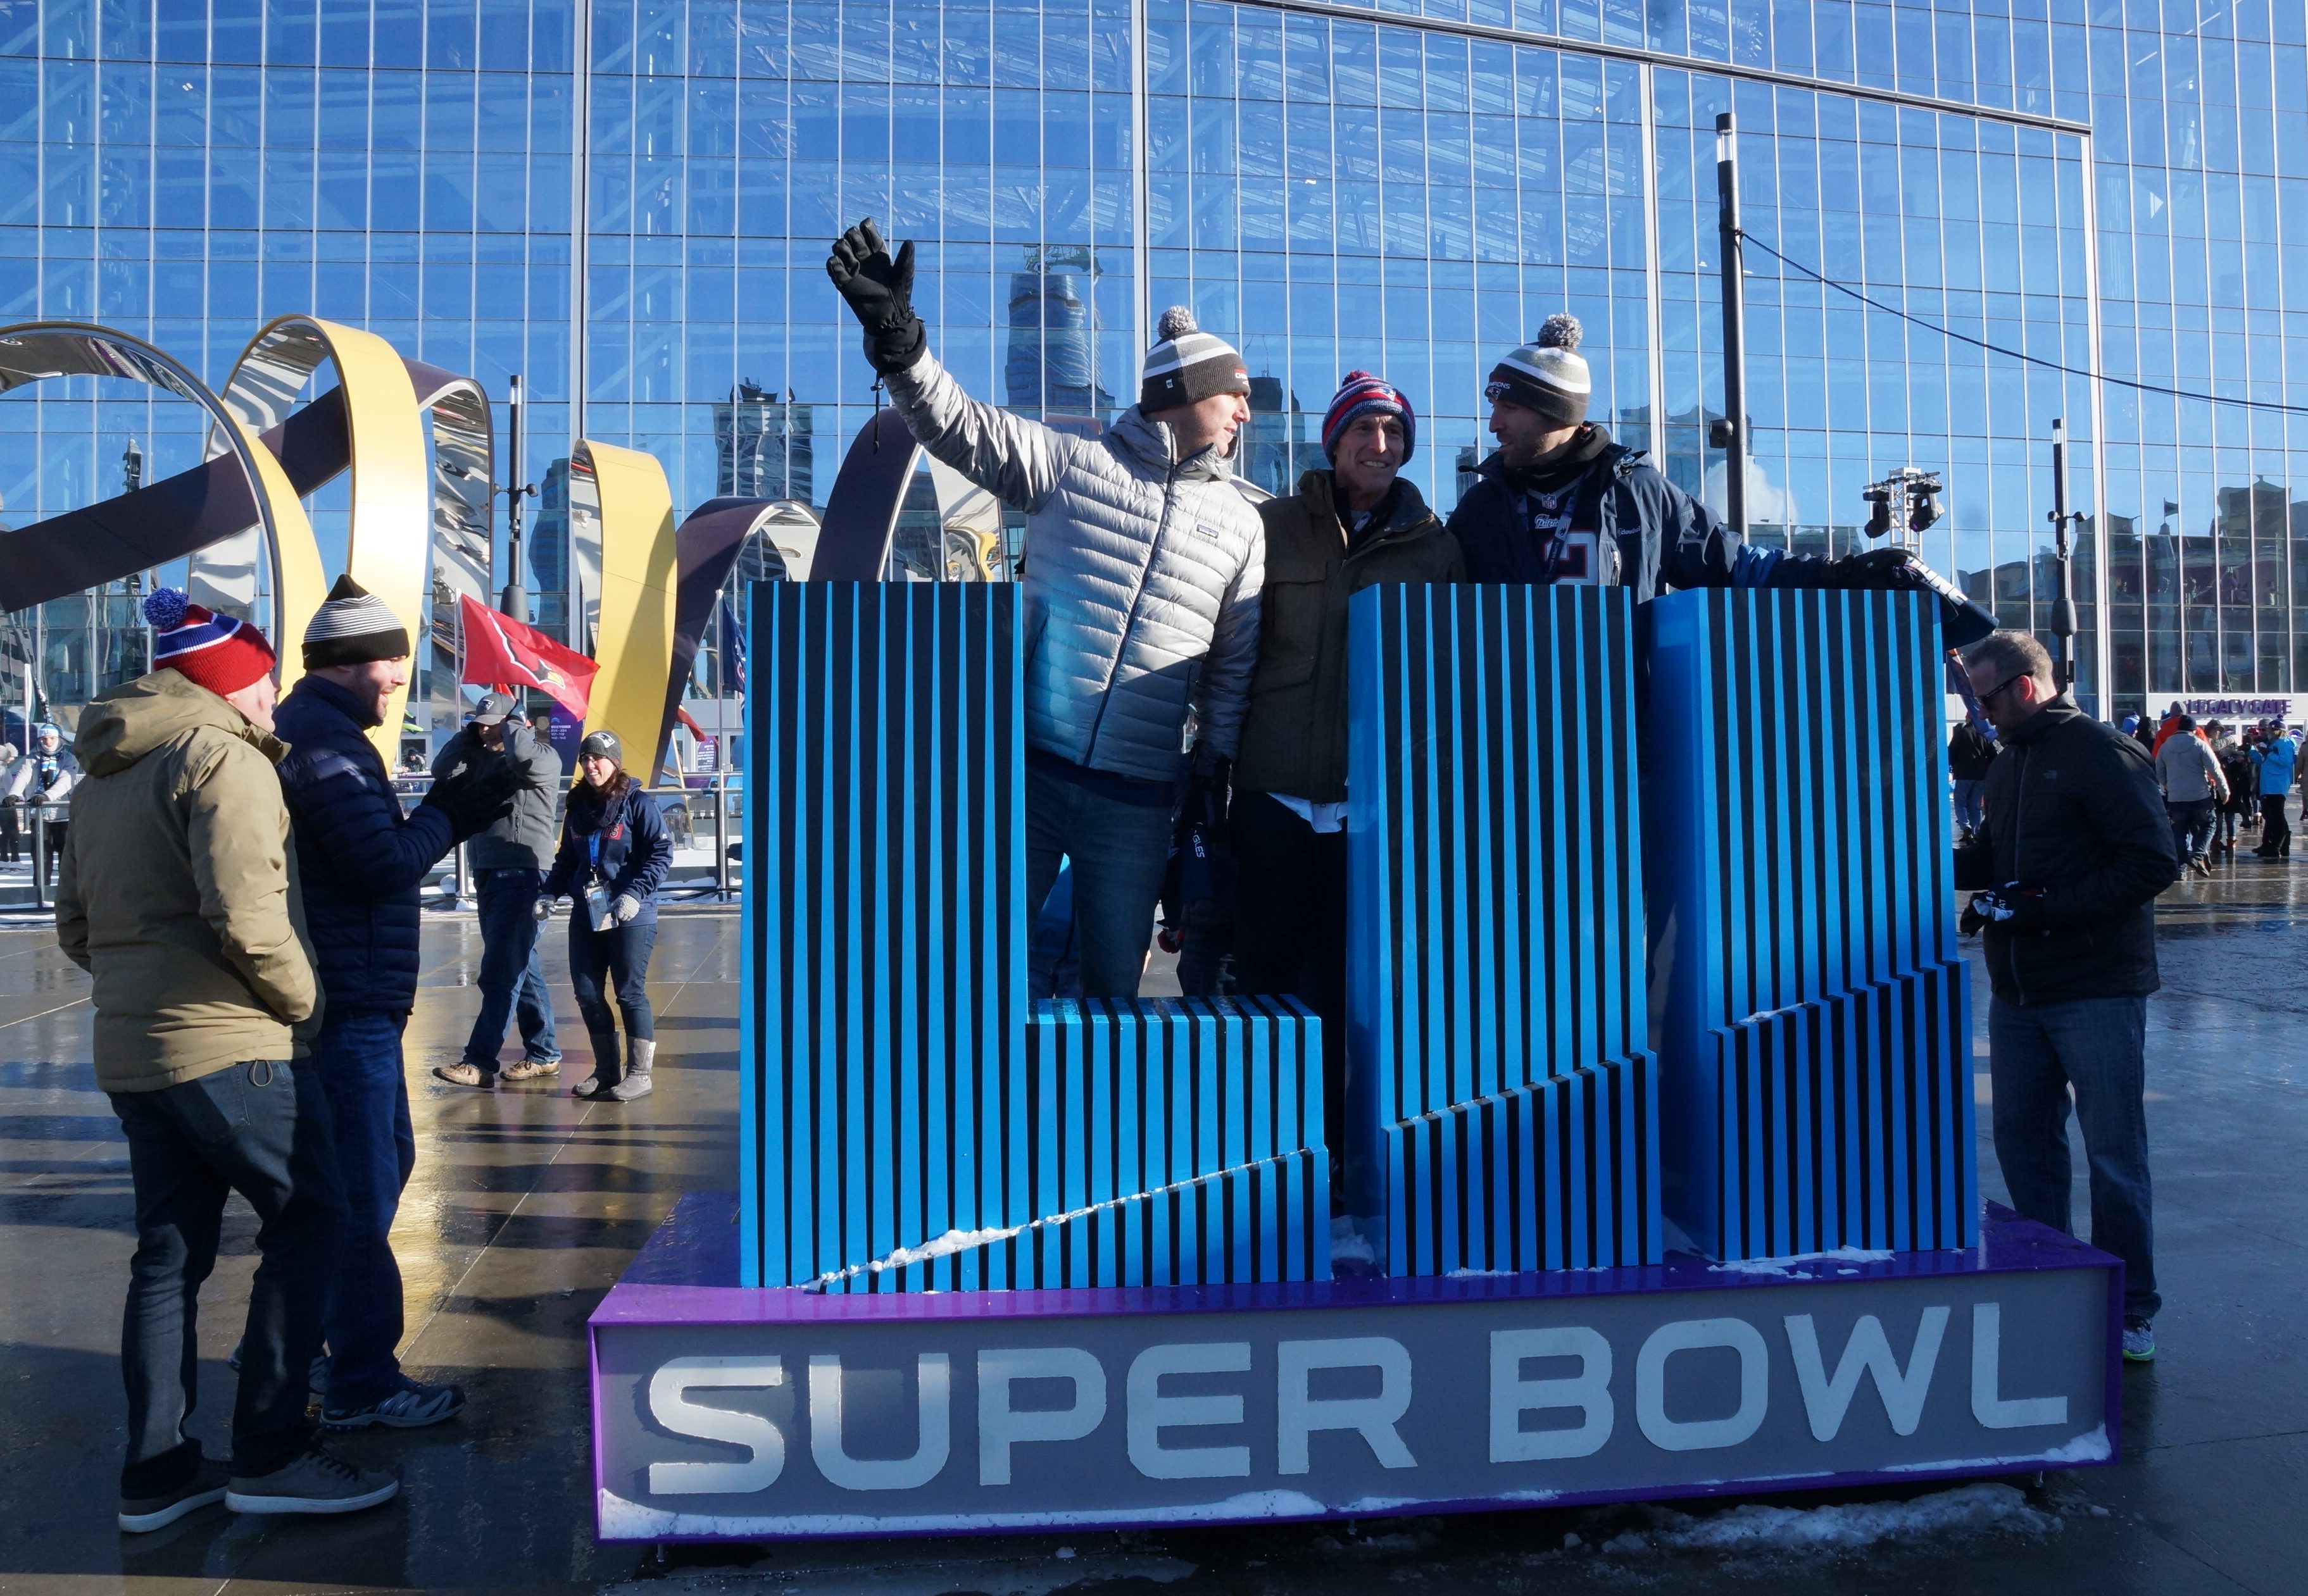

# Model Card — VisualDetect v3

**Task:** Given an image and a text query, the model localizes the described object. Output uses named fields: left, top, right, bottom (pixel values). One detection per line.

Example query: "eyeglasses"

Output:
left=1976, top=673, right=2029, bottom=708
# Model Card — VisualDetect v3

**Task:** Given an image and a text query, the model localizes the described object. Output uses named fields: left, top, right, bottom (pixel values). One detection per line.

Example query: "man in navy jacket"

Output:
left=273, top=575, right=516, bottom=1431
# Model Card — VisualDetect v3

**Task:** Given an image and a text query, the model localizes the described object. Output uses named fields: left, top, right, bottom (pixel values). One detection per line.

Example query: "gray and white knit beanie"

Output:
left=302, top=571, right=411, bottom=669
left=1485, top=313, right=1591, bottom=428
left=1139, top=305, right=1250, bottom=411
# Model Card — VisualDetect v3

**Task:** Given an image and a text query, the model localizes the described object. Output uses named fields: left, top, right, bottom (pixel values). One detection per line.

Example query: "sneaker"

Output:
left=499, top=1054, right=561, bottom=1083
left=119, top=1456, right=230, bottom=1533
left=225, top=1446, right=399, bottom=1516
left=321, top=1376, right=466, bottom=1431
left=2123, top=1319, right=2157, bottom=1363
left=430, top=1061, right=495, bottom=1089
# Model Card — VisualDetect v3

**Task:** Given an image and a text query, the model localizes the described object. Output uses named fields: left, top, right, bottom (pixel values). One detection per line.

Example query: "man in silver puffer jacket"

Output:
left=829, top=219, right=1264, bottom=997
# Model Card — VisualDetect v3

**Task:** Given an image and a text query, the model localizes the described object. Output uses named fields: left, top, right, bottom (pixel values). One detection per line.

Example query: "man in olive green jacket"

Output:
left=1231, top=373, right=1464, bottom=1150
left=57, top=591, right=396, bottom=1531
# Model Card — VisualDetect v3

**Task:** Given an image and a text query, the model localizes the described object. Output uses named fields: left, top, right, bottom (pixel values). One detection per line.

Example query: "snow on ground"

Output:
left=1598, top=1481, right=2060, bottom=1557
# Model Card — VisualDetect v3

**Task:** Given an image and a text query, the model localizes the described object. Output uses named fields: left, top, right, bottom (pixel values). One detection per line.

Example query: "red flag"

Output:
left=456, top=594, right=598, bottom=719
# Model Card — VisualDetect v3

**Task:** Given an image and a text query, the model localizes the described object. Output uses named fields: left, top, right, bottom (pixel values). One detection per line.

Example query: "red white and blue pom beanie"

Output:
left=142, top=588, right=277, bottom=697
left=1320, top=371, right=1416, bottom=461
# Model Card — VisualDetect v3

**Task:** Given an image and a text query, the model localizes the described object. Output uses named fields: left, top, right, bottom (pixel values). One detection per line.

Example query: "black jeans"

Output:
left=1230, top=791, right=1348, bottom=1148
left=2166, top=797, right=2215, bottom=861
left=569, top=912, right=658, bottom=1043
left=2261, top=794, right=2291, bottom=853
left=109, top=1061, right=343, bottom=1492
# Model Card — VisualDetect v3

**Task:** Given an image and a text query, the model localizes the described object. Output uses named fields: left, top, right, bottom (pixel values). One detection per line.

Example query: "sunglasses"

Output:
left=1976, top=673, right=2029, bottom=708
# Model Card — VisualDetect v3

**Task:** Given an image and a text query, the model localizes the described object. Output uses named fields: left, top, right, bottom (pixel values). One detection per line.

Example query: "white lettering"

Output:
left=1489, top=1326, right=1614, bottom=1462
left=976, top=1347, right=1108, bottom=1486
left=1636, top=1318, right=1770, bottom=1452
left=1784, top=1309, right=1949, bottom=1440
left=1970, top=1303, right=2069, bottom=1429
left=646, top=1356, right=786, bottom=1495
left=1127, top=1342, right=1252, bottom=1480
left=1276, top=1337, right=1417, bottom=1474
left=806, top=1352, right=951, bottom=1490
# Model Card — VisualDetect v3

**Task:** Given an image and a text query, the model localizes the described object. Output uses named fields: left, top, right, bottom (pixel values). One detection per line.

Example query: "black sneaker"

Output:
left=322, top=1376, right=466, bottom=1431
left=119, top=1456, right=230, bottom=1533
left=226, top=1446, right=399, bottom=1516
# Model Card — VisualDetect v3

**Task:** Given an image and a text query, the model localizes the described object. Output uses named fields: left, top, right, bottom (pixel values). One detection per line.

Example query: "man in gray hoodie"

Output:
left=430, top=692, right=567, bottom=1087
left=827, top=218, right=1264, bottom=997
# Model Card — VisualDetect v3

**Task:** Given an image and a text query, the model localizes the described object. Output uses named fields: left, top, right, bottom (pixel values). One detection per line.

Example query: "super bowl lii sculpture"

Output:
left=589, top=576, right=2122, bottom=1543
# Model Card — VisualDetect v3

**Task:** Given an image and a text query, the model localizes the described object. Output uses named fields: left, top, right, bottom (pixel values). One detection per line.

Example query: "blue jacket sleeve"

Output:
left=541, top=814, right=584, bottom=901
left=613, top=790, right=674, bottom=901
left=282, top=745, right=458, bottom=897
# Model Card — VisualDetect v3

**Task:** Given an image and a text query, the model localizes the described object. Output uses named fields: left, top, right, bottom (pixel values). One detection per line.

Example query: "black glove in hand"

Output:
left=1967, top=882, right=2047, bottom=932
left=1828, top=547, right=2000, bottom=647
left=422, top=755, right=521, bottom=842
left=825, top=217, right=926, bottom=375
left=1186, top=741, right=1232, bottom=829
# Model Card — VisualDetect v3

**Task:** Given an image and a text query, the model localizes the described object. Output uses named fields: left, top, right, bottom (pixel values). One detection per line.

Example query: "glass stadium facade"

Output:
left=3, top=0, right=2307, bottom=730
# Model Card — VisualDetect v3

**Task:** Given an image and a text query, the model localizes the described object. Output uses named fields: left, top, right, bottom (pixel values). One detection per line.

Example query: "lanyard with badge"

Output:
left=582, top=816, right=616, bottom=932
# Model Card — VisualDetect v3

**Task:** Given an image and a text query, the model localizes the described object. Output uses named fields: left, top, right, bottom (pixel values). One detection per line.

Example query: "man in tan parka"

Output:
left=56, top=590, right=396, bottom=1531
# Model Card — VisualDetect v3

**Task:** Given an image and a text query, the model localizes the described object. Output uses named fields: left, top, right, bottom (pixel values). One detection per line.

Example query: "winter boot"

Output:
left=608, top=1037, right=655, bottom=1102
left=572, top=1029, right=622, bottom=1099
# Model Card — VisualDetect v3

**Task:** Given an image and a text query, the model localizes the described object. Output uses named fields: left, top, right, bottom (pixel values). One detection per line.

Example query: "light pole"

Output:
left=499, top=373, right=536, bottom=622
left=2046, top=420, right=2081, bottom=695
left=1714, top=110, right=1749, bottom=540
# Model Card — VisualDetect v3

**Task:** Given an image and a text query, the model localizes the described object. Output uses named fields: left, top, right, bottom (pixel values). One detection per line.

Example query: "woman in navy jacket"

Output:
left=541, top=730, right=673, bottom=1100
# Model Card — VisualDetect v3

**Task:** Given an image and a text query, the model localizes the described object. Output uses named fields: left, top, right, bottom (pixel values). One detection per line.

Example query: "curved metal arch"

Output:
left=650, top=497, right=823, bottom=779
left=574, top=438, right=679, bottom=771
left=0, top=322, right=323, bottom=661
left=218, top=316, right=432, bottom=754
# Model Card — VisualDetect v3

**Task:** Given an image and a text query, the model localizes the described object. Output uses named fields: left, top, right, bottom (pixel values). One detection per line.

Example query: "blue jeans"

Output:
left=110, top=1062, right=343, bottom=1491
left=1988, top=995, right=2160, bottom=1321
left=568, top=912, right=658, bottom=1044
left=1952, top=778, right=1986, bottom=833
left=1025, top=758, right=1177, bottom=999
left=2166, top=798, right=2214, bottom=863
left=461, top=867, right=559, bottom=1068
left=311, top=1009, right=417, bottom=1407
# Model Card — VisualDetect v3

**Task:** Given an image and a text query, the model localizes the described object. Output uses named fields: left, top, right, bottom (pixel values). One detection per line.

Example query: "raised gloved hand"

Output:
left=1966, top=882, right=2047, bottom=932
left=534, top=894, right=558, bottom=923
left=611, top=893, right=642, bottom=926
left=422, top=755, right=521, bottom=842
left=825, top=218, right=926, bottom=375
left=1828, top=547, right=2000, bottom=647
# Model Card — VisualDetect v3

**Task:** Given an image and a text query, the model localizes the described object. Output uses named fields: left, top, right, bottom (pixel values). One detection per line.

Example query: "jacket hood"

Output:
left=75, top=670, right=284, bottom=777
left=1111, top=405, right=1236, bottom=481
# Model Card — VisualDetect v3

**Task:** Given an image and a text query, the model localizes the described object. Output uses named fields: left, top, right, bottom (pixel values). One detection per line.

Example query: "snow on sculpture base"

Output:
left=589, top=1192, right=2119, bottom=1543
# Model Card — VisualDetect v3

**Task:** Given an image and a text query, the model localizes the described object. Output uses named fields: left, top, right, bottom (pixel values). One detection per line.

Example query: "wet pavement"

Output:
left=4, top=858, right=2305, bottom=1595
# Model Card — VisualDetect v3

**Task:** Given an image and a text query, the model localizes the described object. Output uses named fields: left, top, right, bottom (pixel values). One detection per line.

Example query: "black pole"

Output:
left=500, top=373, right=529, bottom=623
left=2048, top=418, right=2078, bottom=692
left=1715, top=111, right=1748, bottom=540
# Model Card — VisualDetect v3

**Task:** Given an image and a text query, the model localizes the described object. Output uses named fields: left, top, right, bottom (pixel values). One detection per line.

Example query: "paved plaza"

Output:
left=1, top=868, right=2302, bottom=1595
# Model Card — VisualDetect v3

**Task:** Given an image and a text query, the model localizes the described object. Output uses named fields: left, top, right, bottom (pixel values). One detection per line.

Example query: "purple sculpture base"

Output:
left=591, top=1193, right=2120, bottom=1543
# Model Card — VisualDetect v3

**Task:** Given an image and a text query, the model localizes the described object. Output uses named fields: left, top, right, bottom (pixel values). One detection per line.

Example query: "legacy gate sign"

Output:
left=591, top=1222, right=2116, bottom=1539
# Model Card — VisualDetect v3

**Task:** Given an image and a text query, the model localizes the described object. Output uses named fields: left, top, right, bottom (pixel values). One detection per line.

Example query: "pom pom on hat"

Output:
left=142, top=587, right=189, bottom=631
left=144, top=587, right=277, bottom=699
left=1536, top=313, right=1583, bottom=351
left=1320, top=370, right=1417, bottom=463
left=1485, top=312, right=1593, bottom=429
left=1156, top=304, right=1200, bottom=340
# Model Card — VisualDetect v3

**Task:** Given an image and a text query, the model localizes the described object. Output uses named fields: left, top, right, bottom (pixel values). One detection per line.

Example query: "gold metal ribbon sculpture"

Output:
left=571, top=439, right=678, bottom=776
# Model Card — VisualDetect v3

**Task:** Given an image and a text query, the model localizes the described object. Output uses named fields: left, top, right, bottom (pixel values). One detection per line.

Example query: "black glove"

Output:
left=422, top=754, right=521, bottom=842
left=1828, top=547, right=1999, bottom=647
left=1187, top=742, right=1232, bottom=830
left=1966, top=882, right=2047, bottom=932
left=825, top=217, right=926, bottom=375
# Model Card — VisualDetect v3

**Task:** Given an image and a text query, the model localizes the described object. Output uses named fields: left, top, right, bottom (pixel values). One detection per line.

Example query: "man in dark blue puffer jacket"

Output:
left=273, top=575, right=517, bottom=1433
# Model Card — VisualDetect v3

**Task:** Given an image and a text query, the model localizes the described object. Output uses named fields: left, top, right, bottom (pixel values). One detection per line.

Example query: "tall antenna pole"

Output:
left=1715, top=110, right=1749, bottom=540
left=2047, top=419, right=2079, bottom=694
left=499, top=373, right=533, bottom=623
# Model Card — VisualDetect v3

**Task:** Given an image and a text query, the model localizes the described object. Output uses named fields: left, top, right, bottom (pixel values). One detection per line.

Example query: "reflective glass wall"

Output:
left=4, top=0, right=2306, bottom=730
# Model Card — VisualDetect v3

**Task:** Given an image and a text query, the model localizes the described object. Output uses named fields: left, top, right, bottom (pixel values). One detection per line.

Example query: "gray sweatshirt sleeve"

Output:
left=882, top=349, right=1074, bottom=514
left=1190, top=507, right=1266, bottom=759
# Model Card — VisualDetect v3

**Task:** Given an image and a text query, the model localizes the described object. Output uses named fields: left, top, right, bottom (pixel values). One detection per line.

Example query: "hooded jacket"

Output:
left=273, top=675, right=457, bottom=1013
left=2250, top=733, right=2299, bottom=796
left=884, top=349, right=1264, bottom=784
left=433, top=718, right=561, bottom=871
left=1236, top=470, right=1464, bottom=803
left=2154, top=732, right=2227, bottom=804
left=1954, top=695, right=2178, bottom=1006
left=1450, top=427, right=1828, bottom=594
left=54, top=670, right=320, bottom=1092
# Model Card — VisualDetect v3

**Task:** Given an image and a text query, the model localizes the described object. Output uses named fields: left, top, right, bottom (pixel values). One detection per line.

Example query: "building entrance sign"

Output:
left=591, top=581, right=2117, bottom=1541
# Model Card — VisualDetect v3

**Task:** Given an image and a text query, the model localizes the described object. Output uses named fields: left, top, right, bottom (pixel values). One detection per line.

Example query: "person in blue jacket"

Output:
left=273, top=575, right=517, bottom=1433
left=540, top=730, right=673, bottom=1102
left=2249, top=720, right=2299, bottom=857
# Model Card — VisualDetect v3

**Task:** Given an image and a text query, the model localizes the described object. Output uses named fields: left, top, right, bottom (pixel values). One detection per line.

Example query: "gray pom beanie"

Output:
left=1139, top=305, right=1250, bottom=411
left=1485, top=313, right=1591, bottom=428
left=302, top=572, right=411, bottom=669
